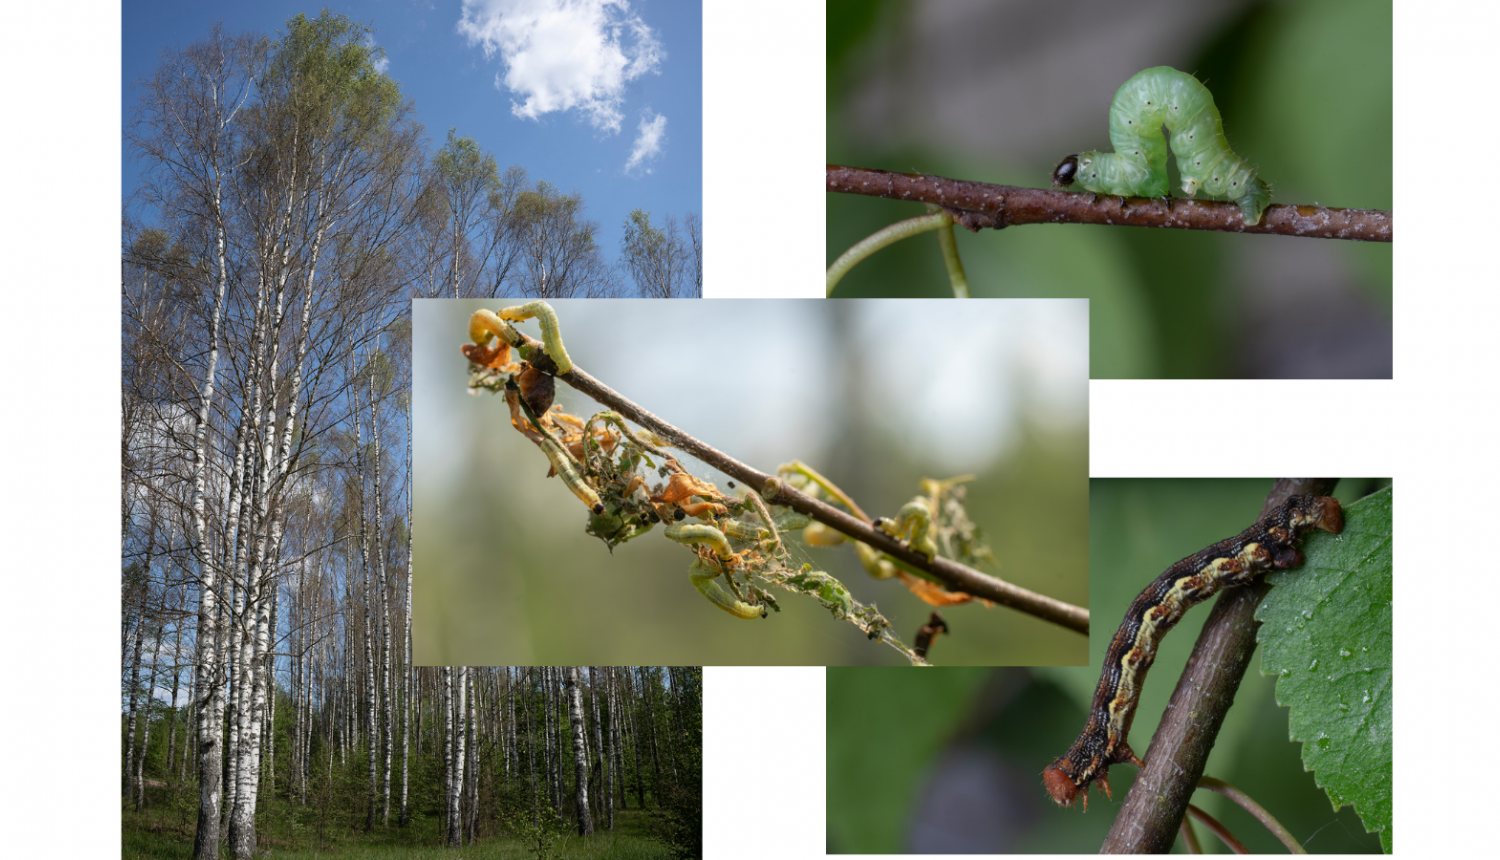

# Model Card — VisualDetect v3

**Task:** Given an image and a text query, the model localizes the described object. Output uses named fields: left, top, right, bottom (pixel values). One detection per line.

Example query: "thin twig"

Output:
left=826, top=210, right=950, bottom=296
left=1179, top=810, right=1204, bottom=855
left=1100, top=479, right=1339, bottom=853
left=934, top=213, right=970, bottom=298
left=1196, top=776, right=1308, bottom=854
left=827, top=165, right=1392, bottom=242
left=518, top=335, right=1090, bottom=635
left=1184, top=803, right=1250, bottom=854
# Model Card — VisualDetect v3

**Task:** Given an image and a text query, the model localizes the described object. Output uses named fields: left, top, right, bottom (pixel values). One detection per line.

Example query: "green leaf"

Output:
left=1258, top=486, right=1392, bottom=851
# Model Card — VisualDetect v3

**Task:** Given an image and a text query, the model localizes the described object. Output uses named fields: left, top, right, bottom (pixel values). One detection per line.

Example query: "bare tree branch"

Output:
left=511, top=334, right=1090, bottom=635
left=827, top=165, right=1392, bottom=243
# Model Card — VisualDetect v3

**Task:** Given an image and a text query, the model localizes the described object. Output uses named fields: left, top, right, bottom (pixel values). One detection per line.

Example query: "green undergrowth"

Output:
left=124, top=794, right=675, bottom=860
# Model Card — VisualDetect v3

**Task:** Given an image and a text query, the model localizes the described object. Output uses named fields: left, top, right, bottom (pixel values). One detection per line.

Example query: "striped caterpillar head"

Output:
left=1042, top=762, right=1082, bottom=807
left=1295, top=494, right=1345, bottom=536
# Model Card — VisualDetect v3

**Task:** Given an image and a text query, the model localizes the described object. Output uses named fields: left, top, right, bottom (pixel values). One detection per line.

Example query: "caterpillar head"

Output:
left=1051, top=155, right=1080, bottom=187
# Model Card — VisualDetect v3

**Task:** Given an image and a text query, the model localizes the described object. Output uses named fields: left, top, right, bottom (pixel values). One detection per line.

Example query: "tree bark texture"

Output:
left=567, top=667, right=595, bottom=836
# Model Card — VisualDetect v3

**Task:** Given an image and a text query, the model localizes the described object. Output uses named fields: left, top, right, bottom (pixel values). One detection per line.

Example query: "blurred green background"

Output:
left=413, top=298, right=1088, bottom=665
left=827, top=478, right=1390, bottom=853
left=828, top=0, right=1392, bottom=378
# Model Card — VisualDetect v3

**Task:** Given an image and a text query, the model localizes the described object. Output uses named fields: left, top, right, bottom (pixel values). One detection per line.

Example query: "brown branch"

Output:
left=519, top=339, right=1089, bottom=635
left=827, top=165, right=1391, bottom=243
left=1099, top=478, right=1339, bottom=854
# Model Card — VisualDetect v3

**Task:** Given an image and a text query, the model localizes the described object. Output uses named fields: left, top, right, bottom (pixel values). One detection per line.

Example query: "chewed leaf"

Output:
left=1258, top=486, right=1392, bottom=851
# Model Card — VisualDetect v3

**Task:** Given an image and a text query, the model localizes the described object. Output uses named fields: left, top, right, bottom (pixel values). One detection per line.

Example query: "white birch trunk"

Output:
left=188, top=79, right=234, bottom=859
left=567, top=667, right=594, bottom=836
left=400, top=463, right=413, bottom=825
left=526, top=668, right=539, bottom=825
left=166, top=617, right=182, bottom=777
left=137, top=623, right=164, bottom=809
left=609, top=666, right=624, bottom=814
left=125, top=612, right=144, bottom=796
left=369, top=374, right=393, bottom=826
left=449, top=667, right=468, bottom=847
left=466, top=670, right=478, bottom=843
left=444, top=667, right=454, bottom=842
left=588, top=667, right=606, bottom=826
left=603, top=667, right=616, bottom=826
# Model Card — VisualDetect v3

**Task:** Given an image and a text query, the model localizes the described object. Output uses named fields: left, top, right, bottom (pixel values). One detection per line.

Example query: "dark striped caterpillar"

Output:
left=1042, top=495, right=1343, bottom=810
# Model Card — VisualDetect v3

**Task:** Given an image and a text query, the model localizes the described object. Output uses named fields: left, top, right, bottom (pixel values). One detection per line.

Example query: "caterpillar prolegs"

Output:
left=1042, top=495, right=1342, bottom=810
left=1050, top=66, right=1272, bottom=225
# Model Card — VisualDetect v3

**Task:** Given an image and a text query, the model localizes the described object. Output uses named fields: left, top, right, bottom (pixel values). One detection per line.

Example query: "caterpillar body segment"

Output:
left=1042, top=495, right=1344, bottom=810
left=498, top=301, right=572, bottom=374
left=1054, top=67, right=1271, bottom=225
left=721, top=518, right=770, bottom=542
left=876, top=498, right=938, bottom=560
left=802, top=522, right=848, bottom=547
left=538, top=435, right=603, bottom=513
left=688, top=558, right=765, bottom=619
left=772, top=511, right=811, bottom=533
left=855, top=542, right=898, bottom=580
left=663, top=522, right=736, bottom=561
left=468, top=308, right=518, bottom=348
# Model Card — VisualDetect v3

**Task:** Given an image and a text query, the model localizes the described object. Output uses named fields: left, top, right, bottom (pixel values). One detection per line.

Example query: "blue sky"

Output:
left=121, top=0, right=702, bottom=265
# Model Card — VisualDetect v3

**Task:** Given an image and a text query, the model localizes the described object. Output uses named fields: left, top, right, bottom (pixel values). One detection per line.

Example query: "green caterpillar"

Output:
left=1050, top=66, right=1270, bottom=225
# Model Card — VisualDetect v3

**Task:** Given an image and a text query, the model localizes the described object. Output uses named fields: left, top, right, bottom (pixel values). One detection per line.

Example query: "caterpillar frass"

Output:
left=1042, top=495, right=1343, bottom=810
left=1050, top=66, right=1272, bottom=225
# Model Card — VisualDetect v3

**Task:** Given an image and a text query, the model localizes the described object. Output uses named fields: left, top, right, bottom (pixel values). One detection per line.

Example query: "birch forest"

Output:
left=122, top=12, right=701, bottom=859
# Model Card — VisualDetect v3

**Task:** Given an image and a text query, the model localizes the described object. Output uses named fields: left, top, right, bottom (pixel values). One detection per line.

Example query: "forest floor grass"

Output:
left=123, top=796, right=677, bottom=859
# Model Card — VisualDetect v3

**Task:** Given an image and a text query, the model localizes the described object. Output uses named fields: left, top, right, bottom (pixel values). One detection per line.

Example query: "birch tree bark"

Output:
left=124, top=28, right=262, bottom=857
left=443, top=667, right=454, bottom=842
left=355, top=375, right=379, bottom=833
left=400, top=453, right=413, bottom=826
left=626, top=670, right=645, bottom=809
left=166, top=599, right=184, bottom=777
left=137, top=620, right=165, bottom=809
left=370, top=371, right=394, bottom=827
left=588, top=667, right=605, bottom=824
left=129, top=26, right=261, bottom=852
left=567, top=667, right=595, bottom=836
left=466, top=669, right=479, bottom=843
left=448, top=666, right=468, bottom=847
left=526, top=668, right=539, bottom=825
left=124, top=596, right=145, bottom=797
left=604, top=667, right=617, bottom=826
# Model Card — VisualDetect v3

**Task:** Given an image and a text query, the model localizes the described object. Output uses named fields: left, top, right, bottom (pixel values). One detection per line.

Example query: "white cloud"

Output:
left=456, top=0, right=664, bottom=134
left=363, top=33, right=390, bottom=74
left=625, top=109, right=666, bottom=174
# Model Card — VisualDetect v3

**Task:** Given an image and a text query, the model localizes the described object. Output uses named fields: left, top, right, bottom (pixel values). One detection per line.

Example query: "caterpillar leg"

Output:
left=689, top=557, right=766, bottom=619
left=1233, top=179, right=1272, bottom=226
left=497, top=301, right=572, bottom=374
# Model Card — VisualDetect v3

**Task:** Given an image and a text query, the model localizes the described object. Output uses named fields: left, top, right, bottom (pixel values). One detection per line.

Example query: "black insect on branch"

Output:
left=826, top=165, right=1392, bottom=243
